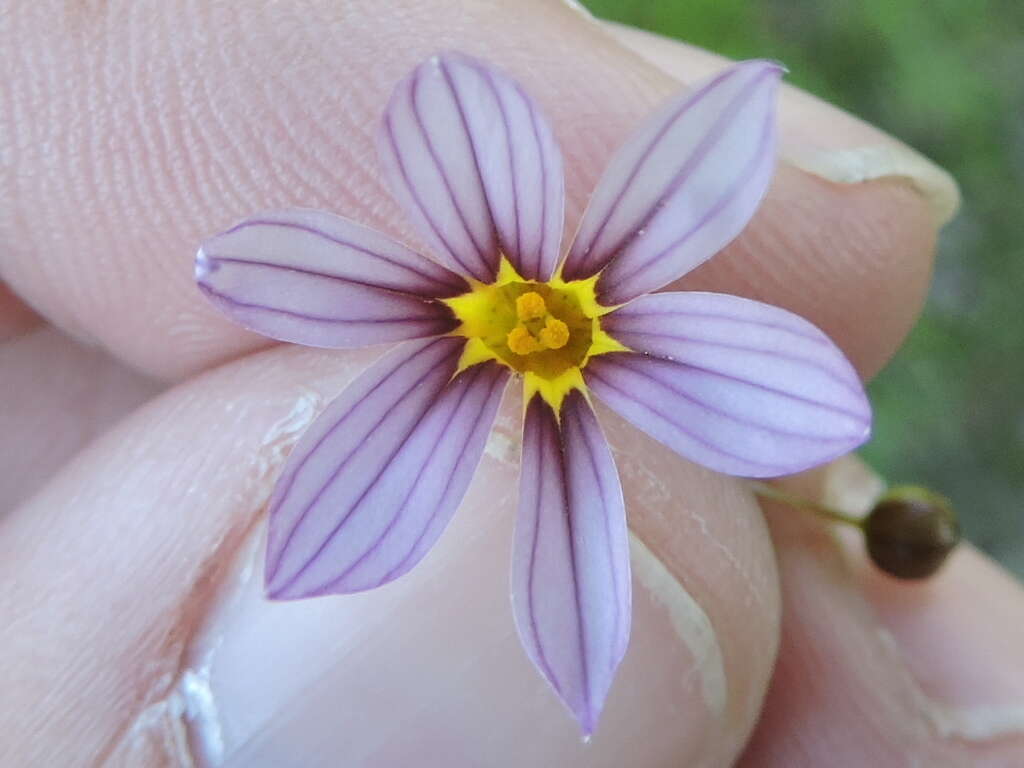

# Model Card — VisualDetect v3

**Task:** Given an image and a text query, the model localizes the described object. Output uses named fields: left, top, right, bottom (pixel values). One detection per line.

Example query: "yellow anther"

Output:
left=515, top=291, right=547, bottom=322
left=507, top=325, right=541, bottom=355
left=538, top=317, right=569, bottom=350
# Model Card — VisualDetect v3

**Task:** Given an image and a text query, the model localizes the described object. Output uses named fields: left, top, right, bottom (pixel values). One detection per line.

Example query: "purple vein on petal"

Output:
left=585, top=360, right=783, bottom=472
left=195, top=209, right=467, bottom=348
left=381, top=84, right=488, bottom=281
left=591, top=69, right=754, bottom=275
left=476, top=62, right=523, bottom=264
left=265, top=337, right=461, bottom=585
left=433, top=58, right=502, bottom=277
left=266, top=338, right=510, bottom=599
left=315, top=361, right=508, bottom=593
left=219, top=215, right=467, bottom=296
left=443, top=53, right=564, bottom=282
left=269, top=361, right=454, bottom=592
left=563, top=67, right=736, bottom=280
left=524, top=399, right=572, bottom=699
left=197, top=280, right=452, bottom=330
left=597, top=100, right=774, bottom=303
left=586, top=326, right=871, bottom=478
left=376, top=364, right=507, bottom=585
left=512, top=392, right=630, bottom=734
left=604, top=291, right=866, bottom=392
left=563, top=61, right=782, bottom=299
left=600, top=353, right=864, bottom=437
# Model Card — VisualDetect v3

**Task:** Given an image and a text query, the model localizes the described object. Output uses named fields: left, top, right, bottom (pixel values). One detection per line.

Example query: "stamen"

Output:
left=538, top=317, right=569, bottom=350
left=507, top=325, right=542, bottom=355
left=516, top=291, right=547, bottom=322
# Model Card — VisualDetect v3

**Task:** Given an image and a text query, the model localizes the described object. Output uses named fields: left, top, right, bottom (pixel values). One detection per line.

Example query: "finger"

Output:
left=1, top=1, right=949, bottom=380
left=738, top=460, right=1024, bottom=765
left=0, top=343, right=779, bottom=766
left=0, top=326, right=160, bottom=511
left=604, top=22, right=959, bottom=227
left=0, top=282, right=42, bottom=341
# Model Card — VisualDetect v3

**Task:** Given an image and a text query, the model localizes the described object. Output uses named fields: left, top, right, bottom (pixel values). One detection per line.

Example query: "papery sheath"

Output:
left=196, top=209, right=465, bottom=348
left=378, top=53, right=565, bottom=282
left=511, top=391, right=631, bottom=734
left=562, top=60, right=782, bottom=305
left=586, top=291, right=871, bottom=477
left=266, top=337, right=508, bottom=598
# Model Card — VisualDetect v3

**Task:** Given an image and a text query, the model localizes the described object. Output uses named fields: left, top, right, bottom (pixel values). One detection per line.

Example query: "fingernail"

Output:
left=175, top=401, right=731, bottom=767
left=783, top=141, right=960, bottom=229
left=604, top=23, right=961, bottom=227
left=813, top=458, right=1024, bottom=742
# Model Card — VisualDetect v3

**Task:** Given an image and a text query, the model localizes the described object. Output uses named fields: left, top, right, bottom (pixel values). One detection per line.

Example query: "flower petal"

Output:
left=265, top=337, right=508, bottom=599
left=587, top=291, right=871, bottom=478
left=562, top=60, right=783, bottom=305
left=378, top=52, right=565, bottom=282
left=511, top=391, right=631, bottom=735
left=196, top=209, right=467, bottom=348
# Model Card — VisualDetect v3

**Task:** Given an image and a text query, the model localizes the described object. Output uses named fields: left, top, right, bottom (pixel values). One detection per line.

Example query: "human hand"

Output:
left=2, top=2, right=1022, bottom=765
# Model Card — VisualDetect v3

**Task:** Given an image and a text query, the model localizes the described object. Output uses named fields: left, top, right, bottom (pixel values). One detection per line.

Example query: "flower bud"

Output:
left=864, top=486, right=960, bottom=579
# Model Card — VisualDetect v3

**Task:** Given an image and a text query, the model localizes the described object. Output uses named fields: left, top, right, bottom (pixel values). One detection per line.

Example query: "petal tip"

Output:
left=742, top=57, right=788, bottom=78
left=193, top=247, right=218, bottom=282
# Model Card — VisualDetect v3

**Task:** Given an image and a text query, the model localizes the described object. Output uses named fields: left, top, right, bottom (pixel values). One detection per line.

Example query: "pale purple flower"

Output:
left=194, top=52, right=871, bottom=734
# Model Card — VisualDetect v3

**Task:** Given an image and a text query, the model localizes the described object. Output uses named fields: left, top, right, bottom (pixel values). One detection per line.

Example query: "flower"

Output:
left=194, top=52, right=871, bottom=734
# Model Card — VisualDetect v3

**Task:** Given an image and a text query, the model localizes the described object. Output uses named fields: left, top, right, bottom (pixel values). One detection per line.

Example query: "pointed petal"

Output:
left=562, top=60, right=783, bottom=305
left=511, top=391, right=631, bottom=735
left=196, top=209, right=467, bottom=349
left=265, top=337, right=508, bottom=598
left=586, top=291, right=871, bottom=478
left=378, top=52, right=565, bottom=282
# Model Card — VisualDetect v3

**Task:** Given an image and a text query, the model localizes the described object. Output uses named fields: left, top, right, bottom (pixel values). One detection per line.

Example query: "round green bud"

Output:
left=864, top=485, right=960, bottom=580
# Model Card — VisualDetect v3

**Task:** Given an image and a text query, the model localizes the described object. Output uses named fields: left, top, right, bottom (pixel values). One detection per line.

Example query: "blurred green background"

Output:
left=583, top=0, right=1024, bottom=575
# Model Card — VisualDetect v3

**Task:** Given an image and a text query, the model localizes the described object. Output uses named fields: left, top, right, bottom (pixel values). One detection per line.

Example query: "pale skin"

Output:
left=2, top=1, right=1023, bottom=765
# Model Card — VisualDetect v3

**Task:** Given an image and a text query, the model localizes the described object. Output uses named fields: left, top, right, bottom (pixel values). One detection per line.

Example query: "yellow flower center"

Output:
left=443, top=258, right=625, bottom=409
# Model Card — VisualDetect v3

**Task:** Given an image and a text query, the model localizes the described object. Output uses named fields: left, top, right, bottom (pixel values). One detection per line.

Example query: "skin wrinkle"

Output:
left=106, top=387, right=324, bottom=765
left=628, top=534, right=727, bottom=719
left=0, top=4, right=950, bottom=765
left=2, top=2, right=934, bottom=381
left=603, top=105, right=774, bottom=300
left=269, top=339, right=462, bottom=592
left=265, top=339, right=453, bottom=579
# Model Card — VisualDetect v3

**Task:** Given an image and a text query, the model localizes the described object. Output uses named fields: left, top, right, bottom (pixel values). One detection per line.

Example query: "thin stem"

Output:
left=748, top=481, right=865, bottom=528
